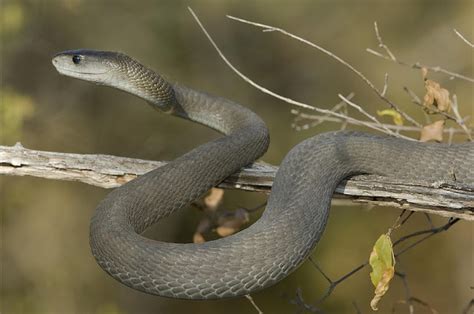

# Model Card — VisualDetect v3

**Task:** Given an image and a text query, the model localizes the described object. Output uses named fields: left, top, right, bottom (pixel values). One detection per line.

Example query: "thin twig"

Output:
left=290, top=288, right=322, bottom=313
left=395, top=270, right=414, bottom=314
left=291, top=93, right=352, bottom=131
left=366, top=50, right=474, bottom=83
left=310, top=259, right=368, bottom=305
left=451, top=95, right=473, bottom=141
left=308, top=257, right=332, bottom=284
left=423, top=213, right=434, bottom=228
left=188, top=8, right=413, bottom=137
left=338, top=94, right=413, bottom=140
left=245, top=294, right=263, bottom=314
left=225, top=14, right=422, bottom=127
left=394, top=219, right=460, bottom=256
left=374, top=21, right=397, bottom=61
left=367, top=24, right=474, bottom=83
left=381, top=72, right=389, bottom=96
left=305, top=217, right=460, bottom=307
left=402, top=86, right=423, bottom=105
left=400, top=211, right=415, bottom=226
left=454, top=28, right=474, bottom=48
left=292, top=111, right=470, bottom=135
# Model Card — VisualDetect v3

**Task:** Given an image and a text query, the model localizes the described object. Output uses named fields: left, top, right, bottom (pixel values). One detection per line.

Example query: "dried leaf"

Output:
left=421, top=67, right=428, bottom=80
left=423, top=79, right=451, bottom=112
left=420, top=120, right=445, bottom=142
left=369, top=234, right=395, bottom=311
left=377, top=109, right=404, bottom=126
left=193, top=233, right=206, bottom=244
left=204, top=188, right=224, bottom=211
left=370, top=267, right=395, bottom=311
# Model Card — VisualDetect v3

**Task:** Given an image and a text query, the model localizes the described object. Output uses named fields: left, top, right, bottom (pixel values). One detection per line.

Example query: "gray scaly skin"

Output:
left=52, top=50, right=473, bottom=299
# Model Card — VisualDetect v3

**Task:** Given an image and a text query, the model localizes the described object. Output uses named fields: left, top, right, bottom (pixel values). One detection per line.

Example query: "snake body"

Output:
left=52, top=50, right=473, bottom=299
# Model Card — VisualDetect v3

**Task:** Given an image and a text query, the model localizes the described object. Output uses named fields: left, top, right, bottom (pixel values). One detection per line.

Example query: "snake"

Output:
left=52, top=49, right=473, bottom=300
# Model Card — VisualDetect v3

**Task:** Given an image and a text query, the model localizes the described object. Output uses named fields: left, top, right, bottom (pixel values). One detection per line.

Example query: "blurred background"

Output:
left=1, top=0, right=472, bottom=313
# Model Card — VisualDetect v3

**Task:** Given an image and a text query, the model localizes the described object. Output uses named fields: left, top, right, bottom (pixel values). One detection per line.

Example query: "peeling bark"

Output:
left=1, top=144, right=472, bottom=220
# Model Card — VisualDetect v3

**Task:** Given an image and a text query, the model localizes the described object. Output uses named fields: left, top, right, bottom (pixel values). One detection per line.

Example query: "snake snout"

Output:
left=52, top=49, right=113, bottom=81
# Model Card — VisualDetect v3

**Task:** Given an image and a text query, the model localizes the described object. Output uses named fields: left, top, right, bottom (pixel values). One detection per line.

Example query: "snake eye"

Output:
left=72, top=55, right=82, bottom=64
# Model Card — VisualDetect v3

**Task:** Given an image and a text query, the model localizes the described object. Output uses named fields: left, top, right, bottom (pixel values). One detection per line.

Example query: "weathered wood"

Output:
left=1, top=144, right=473, bottom=220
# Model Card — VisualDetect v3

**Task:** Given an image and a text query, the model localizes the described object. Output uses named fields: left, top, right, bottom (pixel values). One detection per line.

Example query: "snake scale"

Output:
left=52, top=49, right=473, bottom=299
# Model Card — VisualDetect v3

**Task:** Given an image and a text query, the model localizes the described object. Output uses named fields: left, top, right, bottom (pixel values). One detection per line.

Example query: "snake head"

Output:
left=52, top=49, right=127, bottom=84
left=52, top=49, right=176, bottom=112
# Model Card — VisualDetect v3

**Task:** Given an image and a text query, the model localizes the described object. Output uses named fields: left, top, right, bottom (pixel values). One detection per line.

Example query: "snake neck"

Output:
left=101, top=54, right=176, bottom=113
left=108, top=54, right=262, bottom=136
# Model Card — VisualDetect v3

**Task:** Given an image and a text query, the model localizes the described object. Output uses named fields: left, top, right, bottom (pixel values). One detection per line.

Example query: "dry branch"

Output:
left=453, top=28, right=474, bottom=48
left=367, top=22, right=474, bottom=83
left=1, top=144, right=473, bottom=220
left=223, top=14, right=422, bottom=128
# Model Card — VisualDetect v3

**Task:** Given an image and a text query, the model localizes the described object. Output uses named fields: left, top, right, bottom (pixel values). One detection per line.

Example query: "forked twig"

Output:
left=294, top=216, right=460, bottom=310
left=225, top=15, right=422, bottom=127
left=188, top=8, right=421, bottom=139
left=367, top=23, right=474, bottom=83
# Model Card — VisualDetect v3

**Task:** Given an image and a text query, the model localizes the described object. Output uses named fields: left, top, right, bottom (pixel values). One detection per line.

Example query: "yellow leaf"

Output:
left=420, top=120, right=445, bottom=142
left=369, top=234, right=395, bottom=311
left=423, top=79, right=451, bottom=112
left=377, top=109, right=404, bottom=126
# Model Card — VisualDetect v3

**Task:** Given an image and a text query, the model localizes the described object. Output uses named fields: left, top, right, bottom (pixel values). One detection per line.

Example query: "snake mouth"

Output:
left=54, top=66, right=110, bottom=76
left=51, top=57, right=111, bottom=76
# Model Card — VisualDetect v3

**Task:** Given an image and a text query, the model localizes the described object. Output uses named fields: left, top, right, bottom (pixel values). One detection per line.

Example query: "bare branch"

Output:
left=374, top=21, right=397, bottom=61
left=1, top=144, right=473, bottom=220
left=291, top=111, right=470, bottom=135
left=394, top=271, right=415, bottom=314
left=367, top=25, right=474, bottom=83
left=245, top=295, right=263, bottom=314
left=223, top=14, right=422, bottom=127
left=451, top=95, right=473, bottom=141
left=187, top=8, right=407, bottom=136
left=303, top=216, right=461, bottom=309
left=290, top=288, right=322, bottom=313
left=454, top=28, right=474, bottom=48
left=337, top=94, right=413, bottom=140
left=381, top=72, right=389, bottom=96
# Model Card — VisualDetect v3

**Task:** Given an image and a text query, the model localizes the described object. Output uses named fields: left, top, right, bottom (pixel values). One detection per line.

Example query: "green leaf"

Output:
left=369, top=234, right=395, bottom=311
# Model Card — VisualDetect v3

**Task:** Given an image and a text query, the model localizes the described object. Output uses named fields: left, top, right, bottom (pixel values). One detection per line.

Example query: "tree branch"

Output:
left=1, top=144, right=473, bottom=220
